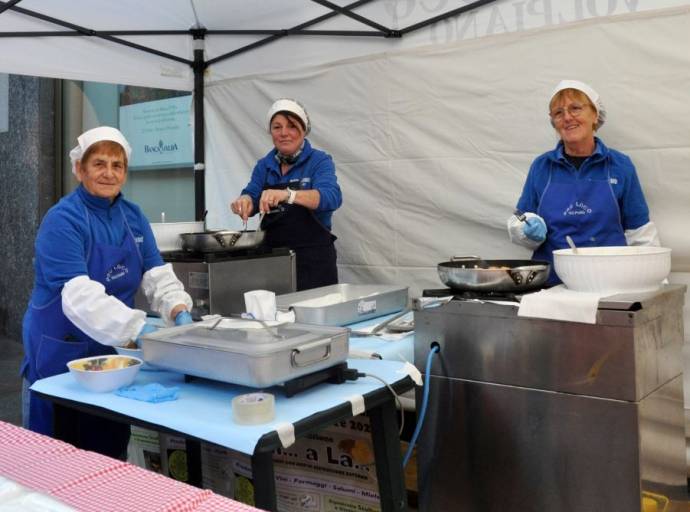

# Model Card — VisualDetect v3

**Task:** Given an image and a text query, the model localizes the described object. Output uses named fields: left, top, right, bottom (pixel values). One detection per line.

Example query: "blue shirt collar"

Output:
left=553, top=136, right=608, bottom=163
left=77, top=184, right=122, bottom=210
left=267, top=138, right=313, bottom=174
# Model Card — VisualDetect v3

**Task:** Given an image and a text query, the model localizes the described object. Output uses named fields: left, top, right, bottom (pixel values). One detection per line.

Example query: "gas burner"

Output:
left=422, top=288, right=543, bottom=302
left=161, top=246, right=292, bottom=263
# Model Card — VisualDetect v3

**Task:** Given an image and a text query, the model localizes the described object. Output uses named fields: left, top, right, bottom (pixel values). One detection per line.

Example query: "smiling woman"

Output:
left=75, top=141, right=128, bottom=202
left=548, top=87, right=600, bottom=155
left=230, top=98, right=343, bottom=291
left=20, top=126, right=194, bottom=459
left=506, top=79, right=661, bottom=284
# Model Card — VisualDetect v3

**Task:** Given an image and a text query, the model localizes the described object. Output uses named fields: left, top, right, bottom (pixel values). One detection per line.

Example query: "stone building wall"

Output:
left=0, top=75, right=56, bottom=341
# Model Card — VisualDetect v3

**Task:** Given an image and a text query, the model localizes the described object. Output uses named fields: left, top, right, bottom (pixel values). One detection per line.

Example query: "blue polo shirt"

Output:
left=516, top=138, right=650, bottom=230
left=241, top=139, right=342, bottom=229
left=28, top=185, right=163, bottom=307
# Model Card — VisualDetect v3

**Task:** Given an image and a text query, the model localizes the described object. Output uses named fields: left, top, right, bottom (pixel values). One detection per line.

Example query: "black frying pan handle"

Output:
left=212, top=232, right=227, bottom=247
left=508, top=266, right=542, bottom=285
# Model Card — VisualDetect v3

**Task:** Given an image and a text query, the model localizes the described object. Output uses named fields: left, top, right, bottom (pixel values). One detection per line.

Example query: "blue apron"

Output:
left=22, top=198, right=142, bottom=458
left=533, top=158, right=627, bottom=284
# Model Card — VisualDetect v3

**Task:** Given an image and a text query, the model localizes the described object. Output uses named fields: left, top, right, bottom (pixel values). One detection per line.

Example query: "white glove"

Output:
left=62, top=275, right=145, bottom=346
left=624, top=221, right=660, bottom=246
left=507, top=212, right=546, bottom=250
left=141, top=263, right=193, bottom=325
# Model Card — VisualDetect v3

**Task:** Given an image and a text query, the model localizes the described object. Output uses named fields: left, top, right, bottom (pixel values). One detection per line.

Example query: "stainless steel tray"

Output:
left=140, top=318, right=349, bottom=388
left=276, top=284, right=408, bottom=326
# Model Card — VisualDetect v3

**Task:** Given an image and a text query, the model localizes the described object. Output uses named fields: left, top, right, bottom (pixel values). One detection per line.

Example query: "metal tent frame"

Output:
left=0, top=0, right=497, bottom=219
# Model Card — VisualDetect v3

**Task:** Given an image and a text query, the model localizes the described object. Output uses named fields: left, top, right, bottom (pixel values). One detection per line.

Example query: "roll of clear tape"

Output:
left=232, top=392, right=275, bottom=425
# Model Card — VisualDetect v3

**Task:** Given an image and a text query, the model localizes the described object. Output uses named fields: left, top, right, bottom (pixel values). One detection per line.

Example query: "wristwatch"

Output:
left=287, top=188, right=297, bottom=205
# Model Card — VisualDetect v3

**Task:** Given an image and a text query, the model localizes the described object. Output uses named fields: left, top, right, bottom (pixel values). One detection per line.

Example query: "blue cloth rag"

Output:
left=116, top=383, right=180, bottom=403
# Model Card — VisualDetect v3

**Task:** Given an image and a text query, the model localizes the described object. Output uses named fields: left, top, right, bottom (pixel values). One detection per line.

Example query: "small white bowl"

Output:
left=67, top=355, right=142, bottom=393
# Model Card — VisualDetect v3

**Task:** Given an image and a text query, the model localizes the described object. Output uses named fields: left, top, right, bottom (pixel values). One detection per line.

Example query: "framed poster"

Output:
left=119, top=95, right=193, bottom=170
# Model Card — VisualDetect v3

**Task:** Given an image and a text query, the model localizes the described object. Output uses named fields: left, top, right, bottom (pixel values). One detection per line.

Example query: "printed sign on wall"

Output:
left=119, top=95, right=193, bottom=170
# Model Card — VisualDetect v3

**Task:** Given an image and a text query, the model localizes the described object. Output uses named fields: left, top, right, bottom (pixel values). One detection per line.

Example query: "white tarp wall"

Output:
left=205, top=6, right=690, bottom=298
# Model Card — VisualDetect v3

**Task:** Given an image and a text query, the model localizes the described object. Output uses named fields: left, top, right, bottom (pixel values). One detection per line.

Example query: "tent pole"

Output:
left=192, top=29, right=207, bottom=222
left=0, top=2, right=191, bottom=65
left=0, top=0, right=22, bottom=16
left=207, top=0, right=376, bottom=66
left=309, top=0, right=390, bottom=35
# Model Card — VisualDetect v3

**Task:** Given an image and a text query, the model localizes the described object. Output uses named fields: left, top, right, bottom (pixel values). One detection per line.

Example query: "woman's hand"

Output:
left=169, top=304, right=188, bottom=323
left=259, top=189, right=290, bottom=213
left=507, top=212, right=546, bottom=249
left=523, top=217, right=547, bottom=242
left=174, top=310, right=194, bottom=326
left=230, top=194, right=254, bottom=222
left=135, top=323, right=158, bottom=346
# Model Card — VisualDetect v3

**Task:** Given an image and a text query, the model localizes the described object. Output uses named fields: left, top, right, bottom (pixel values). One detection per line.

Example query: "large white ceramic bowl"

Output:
left=553, top=246, right=671, bottom=295
left=67, top=355, right=142, bottom=393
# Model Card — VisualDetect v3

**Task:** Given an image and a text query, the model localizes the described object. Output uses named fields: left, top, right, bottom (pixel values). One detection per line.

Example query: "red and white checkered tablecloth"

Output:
left=0, top=421, right=264, bottom=512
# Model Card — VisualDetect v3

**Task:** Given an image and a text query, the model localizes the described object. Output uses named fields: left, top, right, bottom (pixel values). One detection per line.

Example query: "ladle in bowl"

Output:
left=565, top=235, right=578, bottom=254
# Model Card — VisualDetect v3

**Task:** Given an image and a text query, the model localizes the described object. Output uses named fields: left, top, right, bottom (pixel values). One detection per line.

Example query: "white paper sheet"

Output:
left=518, top=285, right=602, bottom=324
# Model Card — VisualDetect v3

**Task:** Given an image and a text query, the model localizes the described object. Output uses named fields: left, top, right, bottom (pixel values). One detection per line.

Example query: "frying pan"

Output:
left=437, top=256, right=550, bottom=292
left=180, top=229, right=265, bottom=253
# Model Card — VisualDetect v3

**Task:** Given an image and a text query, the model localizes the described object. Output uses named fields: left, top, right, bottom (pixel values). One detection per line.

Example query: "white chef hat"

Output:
left=550, top=80, right=606, bottom=128
left=266, top=98, right=311, bottom=135
left=69, top=126, right=132, bottom=175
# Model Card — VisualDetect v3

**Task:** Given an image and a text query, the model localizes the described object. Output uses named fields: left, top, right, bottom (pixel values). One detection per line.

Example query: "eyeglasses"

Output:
left=549, top=103, right=589, bottom=121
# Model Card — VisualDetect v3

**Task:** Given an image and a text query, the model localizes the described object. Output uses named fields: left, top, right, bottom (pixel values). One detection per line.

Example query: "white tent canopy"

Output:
left=1, top=0, right=686, bottom=89
left=1, top=0, right=690, bottom=299
left=2, top=0, right=497, bottom=90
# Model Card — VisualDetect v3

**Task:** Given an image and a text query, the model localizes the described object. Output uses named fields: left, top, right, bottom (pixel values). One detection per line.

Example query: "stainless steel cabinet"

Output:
left=414, top=286, right=688, bottom=511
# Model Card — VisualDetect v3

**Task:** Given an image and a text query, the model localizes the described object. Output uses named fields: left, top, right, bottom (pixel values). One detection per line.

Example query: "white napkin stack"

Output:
left=244, top=290, right=276, bottom=321
left=517, top=285, right=602, bottom=324
left=244, top=290, right=295, bottom=323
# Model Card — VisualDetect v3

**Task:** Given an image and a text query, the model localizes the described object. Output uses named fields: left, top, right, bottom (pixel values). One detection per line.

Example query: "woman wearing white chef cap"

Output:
left=231, top=99, right=342, bottom=290
left=507, top=80, right=660, bottom=284
left=20, top=126, right=193, bottom=457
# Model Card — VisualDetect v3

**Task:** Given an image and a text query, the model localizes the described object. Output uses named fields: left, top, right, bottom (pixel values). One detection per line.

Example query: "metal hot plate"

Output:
left=423, top=284, right=683, bottom=311
left=422, top=287, right=537, bottom=302
left=161, top=245, right=292, bottom=263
